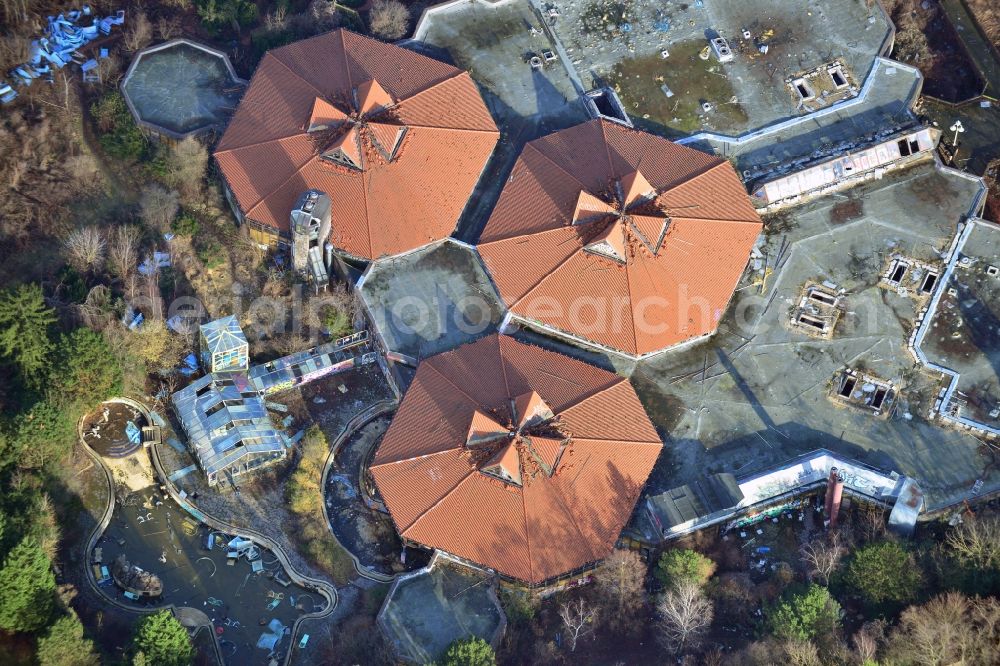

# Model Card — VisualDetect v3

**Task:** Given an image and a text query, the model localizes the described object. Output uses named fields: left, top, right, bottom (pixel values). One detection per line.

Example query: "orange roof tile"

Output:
left=477, top=119, right=762, bottom=356
left=215, top=30, right=498, bottom=260
left=370, top=334, right=662, bottom=584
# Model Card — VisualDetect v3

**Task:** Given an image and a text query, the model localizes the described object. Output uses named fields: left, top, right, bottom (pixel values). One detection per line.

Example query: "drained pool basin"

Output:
left=122, top=39, right=245, bottom=138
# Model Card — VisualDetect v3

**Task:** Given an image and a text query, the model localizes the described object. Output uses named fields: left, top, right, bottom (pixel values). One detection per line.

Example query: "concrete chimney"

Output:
left=824, top=467, right=844, bottom=529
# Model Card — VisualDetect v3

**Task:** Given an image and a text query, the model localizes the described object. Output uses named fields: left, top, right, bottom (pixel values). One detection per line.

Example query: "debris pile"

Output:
left=1, top=5, right=125, bottom=104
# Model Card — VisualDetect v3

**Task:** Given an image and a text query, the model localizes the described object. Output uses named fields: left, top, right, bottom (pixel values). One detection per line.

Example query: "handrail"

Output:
left=77, top=399, right=226, bottom=666
left=319, top=399, right=399, bottom=584
left=147, top=435, right=338, bottom=666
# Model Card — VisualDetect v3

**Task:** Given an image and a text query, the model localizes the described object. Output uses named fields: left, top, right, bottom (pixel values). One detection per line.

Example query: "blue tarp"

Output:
left=125, top=420, right=141, bottom=444
left=179, top=353, right=199, bottom=376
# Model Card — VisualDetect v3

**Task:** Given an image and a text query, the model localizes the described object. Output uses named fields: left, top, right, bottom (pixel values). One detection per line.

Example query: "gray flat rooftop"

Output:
left=923, top=221, right=1000, bottom=425
left=625, top=160, right=991, bottom=512
left=379, top=562, right=504, bottom=663
left=547, top=0, right=891, bottom=135
left=359, top=240, right=504, bottom=360
left=415, top=0, right=582, bottom=122
left=684, top=59, right=922, bottom=177
left=411, top=0, right=590, bottom=240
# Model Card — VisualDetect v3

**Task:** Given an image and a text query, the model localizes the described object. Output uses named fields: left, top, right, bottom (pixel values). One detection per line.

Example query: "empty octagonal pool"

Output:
left=122, top=39, right=245, bottom=138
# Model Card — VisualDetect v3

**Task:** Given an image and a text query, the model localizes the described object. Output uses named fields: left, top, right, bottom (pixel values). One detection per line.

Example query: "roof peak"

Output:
left=575, top=175, right=672, bottom=263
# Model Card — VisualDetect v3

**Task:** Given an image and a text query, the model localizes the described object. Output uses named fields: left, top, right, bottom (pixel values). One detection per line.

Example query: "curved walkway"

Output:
left=81, top=397, right=338, bottom=666
left=320, top=399, right=399, bottom=584
left=78, top=398, right=226, bottom=666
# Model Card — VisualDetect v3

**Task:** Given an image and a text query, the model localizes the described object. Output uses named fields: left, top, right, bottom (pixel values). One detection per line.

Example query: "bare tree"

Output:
left=66, top=153, right=102, bottom=190
left=800, top=532, right=846, bottom=586
left=109, top=225, right=142, bottom=282
left=656, top=580, right=714, bottom=655
left=946, top=514, right=1000, bottom=570
left=369, top=0, right=410, bottom=40
left=307, top=0, right=341, bottom=31
left=142, top=262, right=163, bottom=321
left=888, top=593, right=976, bottom=665
left=156, top=16, right=181, bottom=40
left=79, top=285, right=118, bottom=331
left=63, top=226, right=106, bottom=273
left=857, top=504, right=887, bottom=543
left=853, top=619, right=887, bottom=665
left=558, top=598, right=597, bottom=652
left=263, top=4, right=288, bottom=32
left=164, top=137, right=209, bottom=201
left=123, top=10, right=153, bottom=52
left=139, top=184, right=180, bottom=232
left=781, top=639, right=822, bottom=666
left=592, top=549, right=647, bottom=633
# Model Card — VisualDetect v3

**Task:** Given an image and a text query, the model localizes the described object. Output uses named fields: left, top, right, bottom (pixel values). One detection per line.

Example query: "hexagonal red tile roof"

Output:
left=477, top=119, right=762, bottom=357
left=370, top=334, right=662, bottom=585
left=215, top=29, right=499, bottom=260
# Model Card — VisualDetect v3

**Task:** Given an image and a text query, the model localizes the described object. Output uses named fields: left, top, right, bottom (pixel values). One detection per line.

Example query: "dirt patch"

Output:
left=967, top=0, right=1000, bottom=51
left=829, top=198, right=865, bottom=225
left=609, top=40, right=748, bottom=135
left=885, top=0, right=983, bottom=102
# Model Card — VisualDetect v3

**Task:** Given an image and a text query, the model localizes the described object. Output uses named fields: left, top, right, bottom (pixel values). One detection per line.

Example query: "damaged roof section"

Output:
left=370, top=333, right=663, bottom=585
left=214, top=29, right=498, bottom=260
left=171, top=372, right=286, bottom=482
left=477, top=119, right=762, bottom=358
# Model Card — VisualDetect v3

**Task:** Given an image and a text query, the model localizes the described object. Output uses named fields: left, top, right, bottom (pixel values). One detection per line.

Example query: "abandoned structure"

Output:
left=172, top=372, right=286, bottom=486
left=112, top=554, right=163, bottom=598
left=177, top=318, right=380, bottom=484
left=751, top=127, right=940, bottom=209
left=646, top=473, right=743, bottom=539
left=214, top=29, right=499, bottom=266
left=643, top=450, right=922, bottom=540
left=199, top=315, right=248, bottom=374
left=369, top=333, right=662, bottom=586
left=477, top=119, right=763, bottom=358
left=121, top=38, right=245, bottom=139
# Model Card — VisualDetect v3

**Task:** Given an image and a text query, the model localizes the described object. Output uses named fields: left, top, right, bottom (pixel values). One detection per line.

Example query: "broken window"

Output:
left=839, top=376, right=857, bottom=398
left=808, top=289, right=838, bottom=306
left=888, top=260, right=909, bottom=284
left=797, top=313, right=828, bottom=331
left=920, top=272, right=938, bottom=293
left=829, top=68, right=847, bottom=87
left=871, top=387, right=889, bottom=411
left=793, top=78, right=815, bottom=100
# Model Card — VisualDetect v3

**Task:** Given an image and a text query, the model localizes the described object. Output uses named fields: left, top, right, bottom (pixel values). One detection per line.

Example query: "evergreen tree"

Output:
left=0, top=284, right=56, bottom=388
left=37, top=612, right=99, bottom=666
left=12, top=400, right=75, bottom=470
left=655, top=548, right=717, bottom=590
left=767, top=584, right=842, bottom=641
left=132, top=610, right=192, bottom=666
left=53, top=328, right=122, bottom=410
left=0, top=537, right=56, bottom=633
left=843, top=541, right=923, bottom=611
left=441, top=637, right=496, bottom=666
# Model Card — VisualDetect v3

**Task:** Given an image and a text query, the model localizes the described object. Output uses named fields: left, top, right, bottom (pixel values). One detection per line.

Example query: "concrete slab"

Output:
left=378, top=561, right=504, bottom=663
left=685, top=59, right=923, bottom=177
left=547, top=0, right=891, bottom=134
left=923, top=221, right=1000, bottom=425
left=359, top=240, right=505, bottom=360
